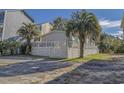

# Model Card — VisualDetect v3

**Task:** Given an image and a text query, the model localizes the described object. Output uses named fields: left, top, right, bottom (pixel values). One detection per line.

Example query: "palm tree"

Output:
left=52, top=17, right=67, bottom=31
left=66, top=10, right=101, bottom=58
left=17, top=23, right=41, bottom=54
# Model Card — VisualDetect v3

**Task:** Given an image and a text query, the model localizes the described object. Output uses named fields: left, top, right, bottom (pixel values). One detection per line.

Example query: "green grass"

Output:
left=62, top=53, right=112, bottom=62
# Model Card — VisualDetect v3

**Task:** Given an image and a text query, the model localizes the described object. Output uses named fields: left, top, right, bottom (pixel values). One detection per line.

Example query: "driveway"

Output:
left=1, top=55, right=124, bottom=84
left=0, top=55, right=41, bottom=66
left=48, top=55, right=124, bottom=84
left=0, top=55, right=80, bottom=84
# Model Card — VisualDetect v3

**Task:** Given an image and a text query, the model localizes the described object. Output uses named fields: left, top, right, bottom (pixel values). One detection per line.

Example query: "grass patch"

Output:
left=63, top=53, right=111, bottom=62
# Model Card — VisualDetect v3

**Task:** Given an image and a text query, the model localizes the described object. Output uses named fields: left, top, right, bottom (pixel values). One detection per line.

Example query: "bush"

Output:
left=0, top=40, right=21, bottom=56
left=116, top=43, right=124, bottom=53
left=20, top=43, right=27, bottom=54
left=98, top=33, right=124, bottom=54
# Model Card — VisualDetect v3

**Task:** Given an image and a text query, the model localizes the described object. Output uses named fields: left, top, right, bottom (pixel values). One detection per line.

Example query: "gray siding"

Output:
left=3, top=10, right=33, bottom=40
left=41, top=31, right=67, bottom=42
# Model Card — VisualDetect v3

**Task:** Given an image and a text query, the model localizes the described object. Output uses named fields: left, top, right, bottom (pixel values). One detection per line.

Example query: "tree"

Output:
left=17, top=23, right=41, bottom=54
left=52, top=17, right=67, bottom=31
left=98, top=33, right=124, bottom=53
left=66, top=10, right=101, bottom=57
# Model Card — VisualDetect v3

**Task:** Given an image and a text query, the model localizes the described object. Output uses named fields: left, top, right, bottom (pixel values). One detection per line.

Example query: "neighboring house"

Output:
left=31, top=31, right=98, bottom=58
left=37, top=22, right=52, bottom=36
left=0, top=10, right=34, bottom=41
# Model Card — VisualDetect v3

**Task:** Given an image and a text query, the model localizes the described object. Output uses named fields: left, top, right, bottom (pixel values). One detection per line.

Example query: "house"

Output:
left=0, top=10, right=98, bottom=58
left=37, top=22, right=52, bottom=36
left=0, top=10, right=34, bottom=41
left=31, top=31, right=99, bottom=58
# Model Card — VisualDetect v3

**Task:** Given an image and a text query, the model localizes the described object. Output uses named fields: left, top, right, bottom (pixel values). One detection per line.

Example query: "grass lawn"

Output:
left=63, top=53, right=112, bottom=62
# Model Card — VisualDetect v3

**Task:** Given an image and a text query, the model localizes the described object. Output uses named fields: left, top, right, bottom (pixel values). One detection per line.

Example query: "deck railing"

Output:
left=32, top=41, right=97, bottom=49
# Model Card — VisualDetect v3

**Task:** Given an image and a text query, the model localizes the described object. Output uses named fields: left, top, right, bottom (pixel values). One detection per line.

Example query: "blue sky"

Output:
left=25, top=9, right=124, bottom=37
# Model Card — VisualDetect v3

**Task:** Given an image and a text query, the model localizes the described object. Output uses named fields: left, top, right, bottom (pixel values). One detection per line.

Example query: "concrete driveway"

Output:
left=0, top=55, right=80, bottom=84
left=48, top=55, right=124, bottom=84
left=1, top=55, right=124, bottom=84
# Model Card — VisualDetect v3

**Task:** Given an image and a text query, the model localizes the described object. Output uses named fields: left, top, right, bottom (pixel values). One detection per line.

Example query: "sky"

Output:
left=25, top=9, right=124, bottom=37
left=0, top=9, right=123, bottom=37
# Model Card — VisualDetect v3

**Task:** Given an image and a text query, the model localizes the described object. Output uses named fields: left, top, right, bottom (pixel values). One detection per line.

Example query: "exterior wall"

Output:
left=31, top=31, right=68, bottom=58
left=32, top=47, right=52, bottom=57
left=67, top=47, right=98, bottom=58
left=67, top=48, right=80, bottom=58
left=3, top=10, right=33, bottom=40
left=41, top=31, right=67, bottom=42
left=41, top=23, right=52, bottom=35
left=32, top=45, right=98, bottom=58
left=31, top=46, right=68, bottom=58
left=0, top=12, right=5, bottom=41
left=84, top=40, right=99, bottom=56
left=31, top=31, right=99, bottom=58
left=84, top=47, right=99, bottom=56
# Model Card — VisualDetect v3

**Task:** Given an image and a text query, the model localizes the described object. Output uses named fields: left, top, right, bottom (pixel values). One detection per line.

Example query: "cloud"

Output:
left=111, top=30, right=123, bottom=36
left=99, top=19, right=121, bottom=28
left=99, top=19, right=123, bottom=39
left=110, top=30, right=123, bottom=39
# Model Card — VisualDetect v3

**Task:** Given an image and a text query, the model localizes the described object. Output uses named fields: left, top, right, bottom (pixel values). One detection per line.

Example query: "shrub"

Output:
left=98, top=33, right=124, bottom=54
left=0, top=40, right=21, bottom=56
left=116, top=43, right=124, bottom=53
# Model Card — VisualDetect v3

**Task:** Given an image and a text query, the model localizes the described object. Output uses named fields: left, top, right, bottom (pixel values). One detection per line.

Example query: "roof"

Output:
left=21, top=10, right=34, bottom=22
left=41, top=30, right=65, bottom=37
left=7, top=36, right=24, bottom=41
left=36, top=22, right=52, bottom=26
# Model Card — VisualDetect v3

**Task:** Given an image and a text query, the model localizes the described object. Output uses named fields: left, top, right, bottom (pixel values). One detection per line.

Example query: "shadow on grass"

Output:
left=46, top=57, right=124, bottom=84
left=0, top=58, right=73, bottom=77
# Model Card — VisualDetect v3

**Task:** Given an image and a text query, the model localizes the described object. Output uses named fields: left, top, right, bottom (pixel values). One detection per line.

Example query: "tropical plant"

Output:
left=0, top=41, right=9, bottom=55
left=17, top=23, right=41, bottom=54
left=0, top=40, right=20, bottom=55
left=0, top=41, right=3, bottom=55
left=98, top=33, right=124, bottom=53
left=9, top=41, right=20, bottom=55
left=52, top=17, right=67, bottom=31
left=66, top=10, right=101, bottom=57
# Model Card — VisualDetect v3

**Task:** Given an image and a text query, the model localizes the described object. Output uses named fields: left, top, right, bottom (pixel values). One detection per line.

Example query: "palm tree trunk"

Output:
left=79, top=39, right=84, bottom=58
left=26, top=39, right=31, bottom=55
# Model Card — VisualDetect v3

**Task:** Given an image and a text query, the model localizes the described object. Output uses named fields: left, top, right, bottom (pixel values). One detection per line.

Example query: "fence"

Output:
left=31, top=41, right=68, bottom=58
left=31, top=41, right=99, bottom=58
